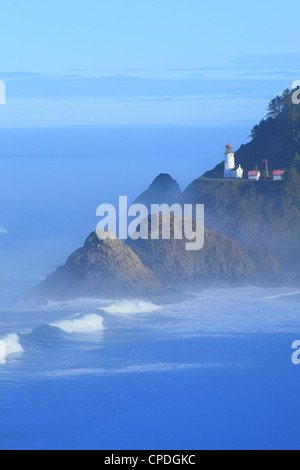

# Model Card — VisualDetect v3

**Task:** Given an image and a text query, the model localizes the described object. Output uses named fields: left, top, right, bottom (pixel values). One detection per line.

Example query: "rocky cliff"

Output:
left=134, top=173, right=182, bottom=209
left=21, top=231, right=163, bottom=303
left=127, top=215, right=281, bottom=285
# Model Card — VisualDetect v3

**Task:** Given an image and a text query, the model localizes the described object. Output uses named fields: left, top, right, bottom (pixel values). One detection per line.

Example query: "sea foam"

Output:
left=49, top=314, right=105, bottom=334
left=101, top=300, right=160, bottom=315
left=44, top=362, right=225, bottom=379
left=0, top=334, right=24, bottom=364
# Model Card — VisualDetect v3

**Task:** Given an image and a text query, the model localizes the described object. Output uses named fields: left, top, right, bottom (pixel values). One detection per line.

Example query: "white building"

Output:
left=248, top=170, right=261, bottom=181
left=273, top=170, right=285, bottom=181
left=223, top=143, right=244, bottom=179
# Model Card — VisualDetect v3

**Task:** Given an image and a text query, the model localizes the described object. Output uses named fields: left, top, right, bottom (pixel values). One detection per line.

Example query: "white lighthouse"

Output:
left=223, top=143, right=243, bottom=179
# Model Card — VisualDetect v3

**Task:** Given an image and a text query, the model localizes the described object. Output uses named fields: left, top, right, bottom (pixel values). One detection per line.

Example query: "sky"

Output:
left=0, top=0, right=299, bottom=127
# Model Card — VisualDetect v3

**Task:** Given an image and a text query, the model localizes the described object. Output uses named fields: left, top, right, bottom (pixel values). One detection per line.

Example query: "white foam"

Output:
left=264, top=290, right=300, bottom=300
left=50, top=314, right=105, bottom=334
left=0, top=334, right=24, bottom=364
left=44, top=362, right=227, bottom=378
left=101, top=300, right=160, bottom=315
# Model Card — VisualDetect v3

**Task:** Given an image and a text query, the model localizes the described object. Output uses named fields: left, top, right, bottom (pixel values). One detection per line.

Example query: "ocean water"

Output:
left=0, top=128, right=299, bottom=449
left=0, top=287, right=300, bottom=450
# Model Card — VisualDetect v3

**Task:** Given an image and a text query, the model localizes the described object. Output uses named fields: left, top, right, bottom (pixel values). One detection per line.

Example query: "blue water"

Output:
left=1, top=127, right=299, bottom=449
left=0, top=287, right=300, bottom=450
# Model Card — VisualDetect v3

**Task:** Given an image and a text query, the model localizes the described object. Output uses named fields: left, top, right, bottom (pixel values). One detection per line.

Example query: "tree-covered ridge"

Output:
left=182, top=89, right=300, bottom=271
left=204, top=88, right=300, bottom=179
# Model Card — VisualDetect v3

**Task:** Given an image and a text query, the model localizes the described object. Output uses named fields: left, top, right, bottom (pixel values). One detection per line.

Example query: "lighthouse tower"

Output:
left=224, top=143, right=235, bottom=174
left=224, top=142, right=243, bottom=179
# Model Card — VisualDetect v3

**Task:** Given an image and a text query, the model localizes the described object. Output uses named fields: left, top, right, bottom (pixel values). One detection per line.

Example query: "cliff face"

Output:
left=19, top=214, right=281, bottom=305
left=127, top=215, right=281, bottom=285
left=23, top=232, right=163, bottom=302
left=181, top=176, right=300, bottom=271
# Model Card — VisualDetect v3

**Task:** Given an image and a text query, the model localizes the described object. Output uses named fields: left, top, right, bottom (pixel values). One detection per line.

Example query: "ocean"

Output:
left=0, top=127, right=299, bottom=450
left=0, top=287, right=300, bottom=450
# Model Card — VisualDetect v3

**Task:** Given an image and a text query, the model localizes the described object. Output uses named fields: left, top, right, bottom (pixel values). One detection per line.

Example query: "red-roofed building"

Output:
left=248, top=170, right=261, bottom=181
left=273, top=170, right=285, bottom=181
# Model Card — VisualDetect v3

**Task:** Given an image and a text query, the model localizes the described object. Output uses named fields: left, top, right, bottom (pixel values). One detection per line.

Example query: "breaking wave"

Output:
left=49, top=314, right=105, bottom=334
left=0, top=334, right=23, bottom=363
left=101, top=300, right=160, bottom=315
